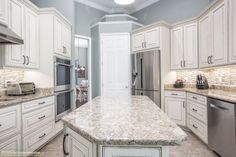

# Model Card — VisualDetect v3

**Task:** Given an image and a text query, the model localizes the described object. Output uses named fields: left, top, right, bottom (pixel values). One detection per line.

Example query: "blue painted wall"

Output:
left=132, top=0, right=212, bottom=25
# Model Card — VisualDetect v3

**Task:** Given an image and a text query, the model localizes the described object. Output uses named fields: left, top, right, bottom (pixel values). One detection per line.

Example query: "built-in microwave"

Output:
left=54, top=57, right=72, bottom=92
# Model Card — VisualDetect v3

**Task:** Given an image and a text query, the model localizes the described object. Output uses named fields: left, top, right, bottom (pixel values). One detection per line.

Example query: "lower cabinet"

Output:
left=164, top=91, right=186, bottom=126
left=0, top=134, right=21, bottom=152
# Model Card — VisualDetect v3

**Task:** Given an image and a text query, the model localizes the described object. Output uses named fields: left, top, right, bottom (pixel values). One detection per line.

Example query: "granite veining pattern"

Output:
left=0, top=88, right=54, bottom=109
left=165, top=86, right=236, bottom=103
left=62, top=96, right=187, bottom=146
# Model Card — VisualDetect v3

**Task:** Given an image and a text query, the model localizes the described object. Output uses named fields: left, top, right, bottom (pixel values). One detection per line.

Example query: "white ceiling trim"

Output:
left=129, top=0, right=160, bottom=13
left=75, top=0, right=111, bottom=13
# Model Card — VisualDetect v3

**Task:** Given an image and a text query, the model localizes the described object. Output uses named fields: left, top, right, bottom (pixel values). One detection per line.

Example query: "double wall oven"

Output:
left=54, top=57, right=73, bottom=121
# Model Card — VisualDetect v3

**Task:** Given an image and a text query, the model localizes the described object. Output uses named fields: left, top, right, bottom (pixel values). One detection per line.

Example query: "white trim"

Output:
left=100, top=33, right=131, bottom=96
left=74, top=0, right=111, bottom=13
left=90, top=21, right=144, bottom=29
left=100, top=14, right=138, bottom=21
left=74, top=35, right=92, bottom=101
left=129, top=0, right=160, bottom=13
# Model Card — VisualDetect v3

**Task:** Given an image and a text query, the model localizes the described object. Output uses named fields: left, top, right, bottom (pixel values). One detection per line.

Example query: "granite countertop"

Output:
left=62, top=96, right=187, bottom=146
left=165, top=87, right=236, bottom=103
left=0, top=88, right=54, bottom=109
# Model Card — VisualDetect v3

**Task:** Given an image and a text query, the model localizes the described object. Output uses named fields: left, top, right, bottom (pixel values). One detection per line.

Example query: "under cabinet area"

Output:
left=164, top=91, right=186, bottom=126
left=171, top=21, right=198, bottom=70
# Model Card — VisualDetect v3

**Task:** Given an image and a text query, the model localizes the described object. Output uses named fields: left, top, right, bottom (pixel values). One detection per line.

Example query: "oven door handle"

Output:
left=55, top=89, right=74, bottom=96
left=56, top=62, right=73, bottom=67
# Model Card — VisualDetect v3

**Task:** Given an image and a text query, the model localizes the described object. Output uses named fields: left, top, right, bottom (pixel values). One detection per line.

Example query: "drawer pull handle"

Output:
left=192, top=124, right=198, bottom=129
left=39, top=133, right=46, bottom=139
left=0, top=124, right=2, bottom=127
left=38, top=115, right=46, bottom=120
left=38, top=102, right=46, bottom=105
left=192, top=108, right=198, bottom=112
left=192, top=96, right=198, bottom=100
left=63, top=134, right=69, bottom=156
left=171, top=93, right=178, bottom=96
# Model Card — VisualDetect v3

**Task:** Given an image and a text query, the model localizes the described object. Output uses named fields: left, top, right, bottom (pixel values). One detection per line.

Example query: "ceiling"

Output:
left=75, top=0, right=160, bottom=14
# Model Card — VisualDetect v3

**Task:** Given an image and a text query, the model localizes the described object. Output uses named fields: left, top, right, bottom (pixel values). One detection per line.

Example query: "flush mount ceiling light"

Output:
left=114, top=0, right=135, bottom=5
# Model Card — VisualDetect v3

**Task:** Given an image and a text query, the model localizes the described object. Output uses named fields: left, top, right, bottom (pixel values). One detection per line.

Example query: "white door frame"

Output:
left=100, top=33, right=131, bottom=96
left=74, top=35, right=92, bottom=101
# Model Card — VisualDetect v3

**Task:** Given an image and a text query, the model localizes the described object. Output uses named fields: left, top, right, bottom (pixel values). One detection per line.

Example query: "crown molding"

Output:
left=74, top=0, right=111, bottom=13
left=129, top=0, right=160, bottom=14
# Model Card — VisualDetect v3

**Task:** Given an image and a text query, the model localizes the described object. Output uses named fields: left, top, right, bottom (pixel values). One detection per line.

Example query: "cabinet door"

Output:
left=211, top=1, right=228, bottom=66
left=171, top=26, right=184, bottom=70
left=62, top=23, right=72, bottom=58
left=132, top=32, right=145, bottom=52
left=5, top=0, right=25, bottom=67
left=183, top=22, right=198, bottom=69
left=0, top=0, right=9, bottom=25
left=229, top=0, right=236, bottom=63
left=145, top=27, right=160, bottom=49
left=0, top=134, right=21, bottom=152
left=54, top=16, right=63, bottom=54
left=165, top=97, right=186, bottom=126
left=25, top=6, right=39, bottom=69
left=199, top=14, right=212, bottom=68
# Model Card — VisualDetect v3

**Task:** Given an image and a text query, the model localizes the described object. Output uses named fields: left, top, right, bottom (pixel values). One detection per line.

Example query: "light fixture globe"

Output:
left=114, top=0, right=135, bottom=5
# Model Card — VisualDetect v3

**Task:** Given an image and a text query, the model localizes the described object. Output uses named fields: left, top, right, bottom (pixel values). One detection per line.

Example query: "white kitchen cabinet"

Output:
left=66, top=128, right=93, bottom=157
left=132, top=27, right=160, bottom=52
left=0, top=0, right=9, bottom=25
left=0, top=134, right=21, bottom=152
left=229, top=0, right=236, bottom=63
left=199, top=0, right=227, bottom=68
left=164, top=91, right=186, bottom=126
left=25, top=5, right=39, bottom=69
left=54, top=16, right=72, bottom=58
left=171, top=26, right=184, bottom=69
left=171, top=22, right=198, bottom=70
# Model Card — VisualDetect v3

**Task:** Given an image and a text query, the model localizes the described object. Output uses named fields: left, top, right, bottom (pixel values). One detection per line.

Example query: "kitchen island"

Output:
left=62, top=96, right=187, bottom=157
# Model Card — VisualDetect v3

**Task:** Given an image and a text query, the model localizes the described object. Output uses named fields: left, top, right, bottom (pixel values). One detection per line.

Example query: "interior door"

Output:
left=101, top=33, right=131, bottom=97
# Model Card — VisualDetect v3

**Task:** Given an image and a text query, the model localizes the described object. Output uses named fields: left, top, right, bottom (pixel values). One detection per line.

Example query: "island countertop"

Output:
left=62, top=96, right=187, bottom=146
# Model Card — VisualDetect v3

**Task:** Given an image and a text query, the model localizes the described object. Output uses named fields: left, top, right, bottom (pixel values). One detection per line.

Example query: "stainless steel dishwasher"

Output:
left=208, top=98, right=236, bottom=157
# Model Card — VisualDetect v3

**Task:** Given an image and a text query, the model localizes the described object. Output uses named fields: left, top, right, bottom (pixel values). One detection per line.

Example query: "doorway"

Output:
left=74, top=35, right=92, bottom=108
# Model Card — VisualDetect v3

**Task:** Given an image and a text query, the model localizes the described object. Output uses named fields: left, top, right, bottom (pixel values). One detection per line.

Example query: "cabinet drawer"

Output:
left=188, top=115, right=208, bottom=143
left=0, top=134, right=21, bottom=152
left=187, top=93, right=207, bottom=105
left=165, top=91, right=186, bottom=99
left=22, top=105, right=55, bottom=135
left=23, top=121, right=55, bottom=152
left=0, top=105, right=21, bottom=141
left=187, top=101, right=207, bottom=124
left=22, top=96, right=54, bottom=113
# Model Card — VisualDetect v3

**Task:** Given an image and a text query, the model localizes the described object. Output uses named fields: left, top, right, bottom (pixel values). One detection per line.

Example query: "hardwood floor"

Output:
left=39, top=131, right=217, bottom=157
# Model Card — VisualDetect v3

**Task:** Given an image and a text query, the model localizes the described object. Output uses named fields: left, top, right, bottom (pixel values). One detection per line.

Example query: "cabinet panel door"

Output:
left=0, top=0, right=9, bottom=25
left=229, top=0, right=236, bottom=63
left=0, top=134, right=21, bottom=152
left=25, top=6, right=39, bottom=69
left=183, top=23, right=198, bottom=69
left=165, top=97, right=186, bottom=126
left=171, top=26, right=184, bottom=70
left=5, top=0, right=25, bottom=67
left=132, top=32, right=145, bottom=52
left=145, top=27, right=160, bottom=49
left=54, top=16, right=63, bottom=54
left=62, top=23, right=71, bottom=58
left=199, top=14, right=211, bottom=68
left=211, top=1, right=228, bottom=66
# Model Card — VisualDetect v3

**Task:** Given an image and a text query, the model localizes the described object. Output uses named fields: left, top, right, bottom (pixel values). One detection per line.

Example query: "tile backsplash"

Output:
left=176, top=65, right=236, bottom=87
left=0, top=69, right=24, bottom=89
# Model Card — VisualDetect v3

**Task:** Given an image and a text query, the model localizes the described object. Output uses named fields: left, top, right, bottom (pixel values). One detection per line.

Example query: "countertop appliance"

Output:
left=54, top=57, right=72, bottom=92
left=7, top=82, right=36, bottom=96
left=131, top=50, right=161, bottom=107
left=196, top=74, right=209, bottom=89
left=208, top=98, right=236, bottom=157
left=0, top=23, right=24, bottom=45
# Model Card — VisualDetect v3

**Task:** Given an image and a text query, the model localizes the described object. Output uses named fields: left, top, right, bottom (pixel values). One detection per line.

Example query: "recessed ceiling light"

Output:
left=114, top=0, right=135, bottom=5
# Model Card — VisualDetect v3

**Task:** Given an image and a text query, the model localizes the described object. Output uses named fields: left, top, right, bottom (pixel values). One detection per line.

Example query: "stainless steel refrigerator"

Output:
left=131, top=50, right=161, bottom=107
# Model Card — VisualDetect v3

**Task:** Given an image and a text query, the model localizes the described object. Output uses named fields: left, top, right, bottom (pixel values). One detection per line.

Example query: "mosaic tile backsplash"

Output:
left=176, top=65, right=236, bottom=87
left=0, top=69, right=24, bottom=89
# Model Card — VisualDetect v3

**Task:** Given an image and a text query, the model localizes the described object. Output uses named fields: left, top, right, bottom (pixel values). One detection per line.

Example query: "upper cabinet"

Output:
left=54, top=16, right=72, bottom=58
left=0, top=0, right=9, bottom=25
left=199, top=0, right=228, bottom=68
left=229, top=0, right=236, bottom=63
left=0, top=0, right=40, bottom=69
left=132, top=27, right=160, bottom=52
left=171, top=21, right=198, bottom=70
